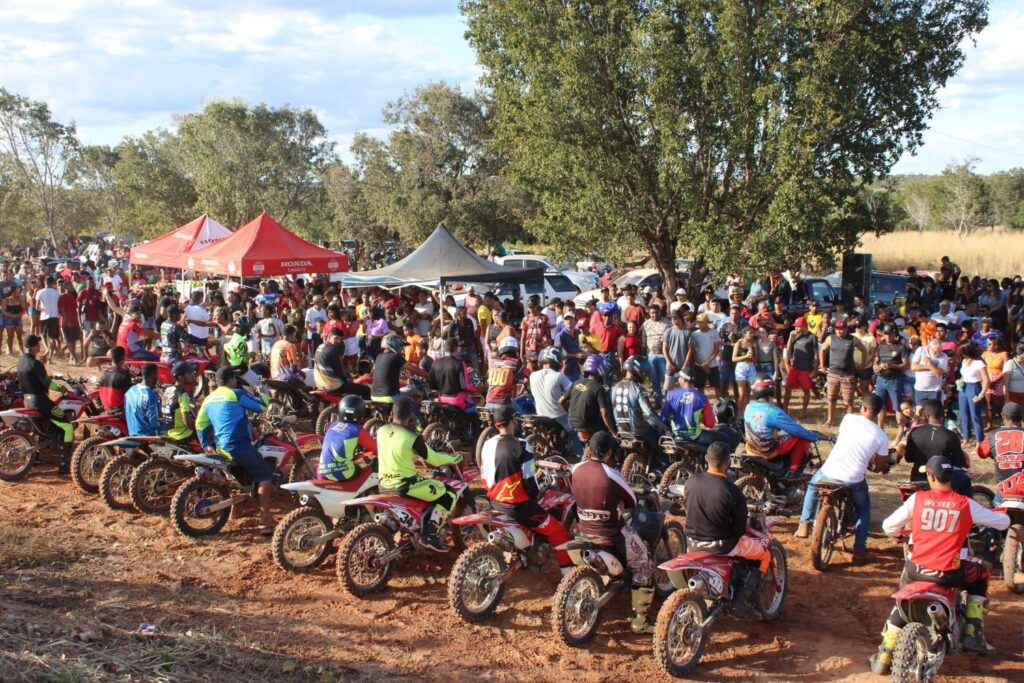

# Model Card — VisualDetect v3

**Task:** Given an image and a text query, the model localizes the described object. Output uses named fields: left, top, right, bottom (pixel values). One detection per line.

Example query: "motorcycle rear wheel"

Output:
left=892, top=621, right=941, bottom=683
left=734, top=474, right=768, bottom=504
left=757, top=540, right=788, bottom=621
left=99, top=453, right=140, bottom=512
left=552, top=566, right=603, bottom=647
left=1003, top=524, right=1024, bottom=593
left=653, top=588, right=709, bottom=677
left=362, top=417, right=384, bottom=439
left=421, top=421, right=453, bottom=452
left=474, top=426, right=498, bottom=469
left=286, top=451, right=320, bottom=504
left=315, top=405, right=337, bottom=436
left=129, top=458, right=184, bottom=515
left=448, top=543, right=507, bottom=623
left=70, top=435, right=114, bottom=493
left=170, top=476, right=231, bottom=537
left=620, top=451, right=650, bottom=485
left=272, top=506, right=334, bottom=572
left=660, top=460, right=695, bottom=490
left=0, top=431, right=35, bottom=481
left=810, top=503, right=838, bottom=572
left=654, top=521, right=687, bottom=598
left=336, top=522, right=395, bottom=596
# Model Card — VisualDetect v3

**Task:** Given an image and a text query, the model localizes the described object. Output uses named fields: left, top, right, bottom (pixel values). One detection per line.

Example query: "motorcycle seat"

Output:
left=14, top=408, right=43, bottom=417
left=741, top=456, right=787, bottom=473
left=311, top=466, right=374, bottom=492
left=815, top=482, right=849, bottom=494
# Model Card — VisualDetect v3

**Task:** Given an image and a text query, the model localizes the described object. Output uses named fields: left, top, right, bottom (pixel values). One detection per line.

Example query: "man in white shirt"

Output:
left=668, top=288, right=693, bottom=315
left=930, top=300, right=964, bottom=330
left=304, top=295, right=328, bottom=366
left=414, top=290, right=435, bottom=337
left=34, top=275, right=62, bottom=357
left=530, top=347, right=583, bottom=456
left=795, top=393, right=889, bottom=564
left=911, top=338, right=948, bottom=405
left=184, top=291, right=213, bottom=341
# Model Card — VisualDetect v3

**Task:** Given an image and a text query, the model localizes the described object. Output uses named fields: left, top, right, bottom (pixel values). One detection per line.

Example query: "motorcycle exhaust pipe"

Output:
left=201, top=494, right=248, bottom=514
left=927, top=603, right=948, bottom=630
left=581, top=549, right=608, bottom=575
left=688, top=575, right=706, bottom=593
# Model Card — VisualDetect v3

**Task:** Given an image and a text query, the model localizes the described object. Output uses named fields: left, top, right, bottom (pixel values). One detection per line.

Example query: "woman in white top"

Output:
left=1004, top=342, right=1024, bottom=412
left=958, top=343, right=990, bottom=445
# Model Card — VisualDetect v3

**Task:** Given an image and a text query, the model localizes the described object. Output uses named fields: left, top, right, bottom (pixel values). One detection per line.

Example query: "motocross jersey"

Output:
left=661, top=386, right=708, bottom=440
left=98, top=365, right=132, bottom=410
left=160, top=320, right=204, bottom=362
left=610, top=378, right=663, bottom=436
left=196, top=386, right=267, bottom=456
left=743, top=400, right=818, bottom=458
left=125, top=383, right=163, bottom=437
left=318, top=421, right=377, bottom=481
left=485, top=356, right=520, bottom=405
left=978, top=426, right=1024, bottom=503
left=223, top=332, right=250, bottom=369
left=479, top=433, right=537, bottom=508
left=161, top=384, right=195, bottom=441
left=571, top=459, right=635, bottom=538
left=376, top=423, right=458, bottom=489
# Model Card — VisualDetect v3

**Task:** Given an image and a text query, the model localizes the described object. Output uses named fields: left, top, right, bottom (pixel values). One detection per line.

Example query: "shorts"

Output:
left=734, top=361, right=756, bottom=384
left=344, top=337, right=360, bottom=356
left=82, top=319, right=96, bottom=333
left=986, top=378, right=1005, bottom=397
left=228, top=443, right=274, bottom=484
left=62, top=326, right=82, bottom=343
left=40, top=318, right=60, bottom=339
left=2, top=315, right=21, bottom=329
left=705, top=366, right=720, bottom=389
left=786, top=368, right=813, bottom=390
left=857, top=367, right=874, bottom=381
left=826, top=372, right=856, bottom=403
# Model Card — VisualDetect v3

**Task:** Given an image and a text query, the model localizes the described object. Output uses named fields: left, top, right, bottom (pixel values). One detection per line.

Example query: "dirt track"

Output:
left=2, top=378, right=1024, bottom=681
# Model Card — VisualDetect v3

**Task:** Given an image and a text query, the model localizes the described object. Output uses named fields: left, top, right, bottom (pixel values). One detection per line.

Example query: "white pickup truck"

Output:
left=493, top=254, right=600, bottom=293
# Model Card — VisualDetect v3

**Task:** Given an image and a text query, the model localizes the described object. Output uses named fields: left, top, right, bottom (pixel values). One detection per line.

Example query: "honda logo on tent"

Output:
left=328, top=260, right=339, bottom=271
left=252, top=261, right=265, bottom=274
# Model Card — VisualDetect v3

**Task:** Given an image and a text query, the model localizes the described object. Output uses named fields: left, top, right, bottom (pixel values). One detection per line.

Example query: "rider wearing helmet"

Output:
left=161, top=361, right=199, bottom=443
left=531, top=347, right=583, bottom=456
left=743, top=372, right=819, bottom=476
left=377, top=397, right=464, bottom=552
left=479, top=405, right=572, bottom=570
left=484, top=336, right=523, bottom=410
left=370, top=332, right=428, bottom=404
left=611, top=355, right=669, bottom=455
left=566, top=354, right=617, bottom=443
left=318, top=395, right=378, bottom=481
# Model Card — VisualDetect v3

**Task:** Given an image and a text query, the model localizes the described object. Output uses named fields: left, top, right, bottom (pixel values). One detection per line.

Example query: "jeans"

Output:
left=958, top=381, right=984, bottom=441
left=693, top=426, right=741, bottom=453
left=556, top=413, right=584, bottom=457
left=874, top=375, right=902, bottom=412
left=914, top=389, right=941, bottom=406
left=799, top=470, right=871, bottom=552
left=129, top=348, right=160, bottom=361
left=644, top=354, right=666, bottom=402
left=600, top=352, right=617, bottom=388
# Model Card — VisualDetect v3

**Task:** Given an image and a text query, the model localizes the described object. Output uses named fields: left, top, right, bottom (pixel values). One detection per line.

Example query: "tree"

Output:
left=938, top=158, right=990, bottom=242
left=69, top=145, right=124, bottom=236
left=173, top=99, right=334, bottom=230
left=462, top=0, right=988, bottom=292
left=0, top=88, right=80, bottom=246
left=0, top=158, right=39, bottom=243
left=113, top=132, right=198, bottom=238
left=324, top=160, right=394, bottom=246
left=986, top=168, right=1024, bottom=229
left=896, top=175, right=943, bottom=232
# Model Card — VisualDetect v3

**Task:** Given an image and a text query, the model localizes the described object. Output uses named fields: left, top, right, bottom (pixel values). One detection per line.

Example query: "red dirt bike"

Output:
left=447, top=458, right=579, bottom=623
left=652, top=499, right=788, bottom=677
left=882, top=581, right=970, bottom=682
left=334, top=462, right=482, bottom=597
left=93, top=435, right=201, bottom=514
left=312, top=390, right=386, bottom=436
left=69, top=411, right=129, bottom=494
left=0, top=378, right=97, bottom=481
left=169, top=415, right=322, bottom=537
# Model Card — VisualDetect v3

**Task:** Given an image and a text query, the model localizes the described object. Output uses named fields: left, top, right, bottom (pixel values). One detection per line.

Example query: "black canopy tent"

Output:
left=339, top=223, right=545, bottom=288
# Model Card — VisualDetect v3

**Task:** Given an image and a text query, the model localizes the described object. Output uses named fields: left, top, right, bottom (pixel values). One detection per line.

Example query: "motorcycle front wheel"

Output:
left=99, top=452, right=140, bottom=511
left=654, top=521, right=687, bottom=598
left=758, top=540, right=788, bottom=621
left=733, top=474, right=768, bottom=504
left=272, top=506, right=334, bottom=572
left=653, top=588, right=709, bottom=678
left=70, top=436, right=115, bottom=493
left=551, top=566, right=603, bottom=646
left=448, top=543, right=507, bottom=623
left=810, top=503, right=838, bottom=572
left=474, top=426, right=498, bottom=469
left=129, top=458, right=185, bottom=515
left=336, top=522, right=395, bottom=597
left=620, top=451, right=650, bottom=485
left=170, top=476, right=231, bottom=537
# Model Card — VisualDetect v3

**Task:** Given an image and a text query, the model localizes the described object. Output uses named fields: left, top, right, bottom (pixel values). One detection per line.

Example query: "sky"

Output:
left=1, top=0, right=1022, bottom=175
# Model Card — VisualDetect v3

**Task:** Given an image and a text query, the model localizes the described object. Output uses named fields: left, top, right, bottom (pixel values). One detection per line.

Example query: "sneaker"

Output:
left=794, top=523, right=811, bottom=539
left=868, top=647, right=892, bottom=675
left=630, top=615, right=655, bottom=635
left=852, top=549, right=870, bottom=566
left=961, top=633, right=996, bottom=655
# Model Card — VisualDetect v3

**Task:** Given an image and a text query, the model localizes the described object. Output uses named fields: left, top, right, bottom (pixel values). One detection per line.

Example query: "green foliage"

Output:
left=113, top=131, right=198, bottom=238
left=462, top=0, right=988, bottom=286
left=937, top=157, right=991, bottom=241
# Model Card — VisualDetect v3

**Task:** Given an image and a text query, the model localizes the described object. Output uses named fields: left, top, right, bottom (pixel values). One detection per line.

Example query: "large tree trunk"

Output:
left=649, top=231, right=679, bottom=297
left=686, top=258, right=710, bottom=303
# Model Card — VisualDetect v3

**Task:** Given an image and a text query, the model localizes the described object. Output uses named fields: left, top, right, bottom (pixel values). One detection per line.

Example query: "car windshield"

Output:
left=614, top=272, right=650, bottom=287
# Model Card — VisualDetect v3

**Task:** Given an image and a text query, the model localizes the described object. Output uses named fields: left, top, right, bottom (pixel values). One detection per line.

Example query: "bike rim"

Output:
left=564, top=575, right=600, bottom=638
left=284, top=516, right=329, bottom=566
left=463, top=552, right=503, bottom=612
left=821, top=512, right=836, bottom=566
left=184, top=485, right=225, bottom=531
left=666, top=599, right=704, bottom=667
left=0, top=435, right=30, bottom=472
left=110, top=466, right=133, bottom=501
left=141, top=466, right=175, bottom=505
left=760, top=547, right=786, bottom=614
left=82, top=447, right=110, bottom=485
left=350, top=533, right=389, bottom=588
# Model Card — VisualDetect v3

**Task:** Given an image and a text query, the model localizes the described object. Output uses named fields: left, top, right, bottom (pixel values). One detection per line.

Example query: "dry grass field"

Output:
left=861, top=228, right=1024, bottom=275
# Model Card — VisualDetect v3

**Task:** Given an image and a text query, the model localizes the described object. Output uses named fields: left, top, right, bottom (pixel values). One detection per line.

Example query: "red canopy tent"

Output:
left=184, top=212, right=349, bottom=276
left=129, top=214, right=231, bottom=269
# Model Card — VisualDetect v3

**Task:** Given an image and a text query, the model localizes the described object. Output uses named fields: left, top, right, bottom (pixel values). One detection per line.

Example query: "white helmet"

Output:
left=497, top=336, right=519, bottom=356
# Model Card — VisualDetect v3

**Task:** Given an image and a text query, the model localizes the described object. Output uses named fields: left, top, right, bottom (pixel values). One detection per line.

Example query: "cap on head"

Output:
left=794, top=317, right=806, bottom=328
left=216, top=366, right=240, bottom=384
left=833, top=319, right=847, bottom=329
left=587, top=430, right=616, bottom=456
left=675, top=288, right=686, bottom=296
left=493, top=404, right=516, bottom=427
left=922, top=455, right=954, bottom=484
left=695, top=313, right=708, bottom=323
left=1002, top=402, right=1022, bottom=421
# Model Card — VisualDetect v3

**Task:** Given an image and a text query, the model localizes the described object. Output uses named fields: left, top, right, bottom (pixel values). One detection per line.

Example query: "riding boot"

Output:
left=419, top=505, right=450, bottom=553
left=57, top=444, right=71, bottom=475
left=629, top=586, right=655, bottom=634
left=868, top=622, right=901, bottom=675
left=962, top=596, right=997, bottom=655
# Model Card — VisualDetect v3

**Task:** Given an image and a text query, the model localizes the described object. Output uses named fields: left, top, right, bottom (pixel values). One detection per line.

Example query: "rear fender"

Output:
left=891, top=581, right=957, bottom=611
left=281, top=481, right=323, bottom=494
left=658, top=553, right=735, bottom=594
left=451, top=512, right=511, bottom=527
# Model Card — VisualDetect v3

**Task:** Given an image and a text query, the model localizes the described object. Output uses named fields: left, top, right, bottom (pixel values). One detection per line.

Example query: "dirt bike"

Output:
left=652, top=499, right=788, bottom=677
left=89, top=435, right=201, bottom=513
left=334, top=462, right=482, bottom=597
left=884, top=581, right=971, bottom=682
left=313, top=392, right=389, bottom=437
left=550, top=483, right=686, bottom=646
left=169, top=415, right=319, bottom=537
left=266, top=378, right=321, bottom=422
left=272, top=461, right=380, bottom=572
left=420, top=399, right=480, bottom=454
left=69, top=411, right=129, bottom=494
left=447, top=457, right=581, bottom=623
left=520, top=413, right=575, bottom=462
left=658, top=434, right=710, bottom=490
left=730, top=434, right=832, bottom=508
left=618, top=430, right=661, bottom=483
left=0, top=378, right=96, bottom=481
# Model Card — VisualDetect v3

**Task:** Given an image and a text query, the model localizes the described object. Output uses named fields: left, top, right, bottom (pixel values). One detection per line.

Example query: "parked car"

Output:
left=494, top=254, right=600, bottom=293
left=574, top=268, right=681, bottom=308
left=824, top=270, right=908, bottom=307
left=492, top=272, right=578, bottom=307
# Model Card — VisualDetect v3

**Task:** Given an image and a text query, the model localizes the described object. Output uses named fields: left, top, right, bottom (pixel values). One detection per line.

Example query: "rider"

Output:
left=97, top=345, right=132, bottom=412
left=125, top=363, right=164, bottom=437
left=478, top=405, right=572, bottom=571
left=484, top=336, right=522, bottom=410
left=196, top=365, right=276, bottom=531
left=610, top=356, right=669, bottom=456
left=314, top=327, right=371, bottom=399
left=161, top=361, right=199, bottom=443
left=377, top=397, right=464, bottom=552
left=743, top=373, right=819, bottom=476
left=17, top=334, right=73, bottom=474
left=428, top=337, right=480, bottom=412
left=661, top=365, right=740, bottom=451
left=318, top=395, right=378, bottom=481
left=977, top=402, right=1024, bottom=506
left=571, top=430, right=655, bottom=633
left=531, top=347, right=583, bottom=456
left=370, top=332, right=427, bottom=404
left=222, top=315, right=260, bottom=389
left=114, top=304, right=160, bottom=361
left=160, top=305, right=207, bottom=363
left=795, top=393, right=889, bottom=564
left=869, top=456, right=1009, bottom=674
left=565, top=354, right=618, bottom=444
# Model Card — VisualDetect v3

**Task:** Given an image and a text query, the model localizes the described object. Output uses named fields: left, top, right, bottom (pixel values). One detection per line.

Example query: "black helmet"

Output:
left=339, top=395, right=366, bottom=423
left=751, top=373, right=774, bottom=400
left=622, top=356, right=646, bottom=379
left=172, top=361, right=197, bottom=378
left=235, top=315, right=253, bottom=335
left=714, top=399, right=737, bottom=425
left=249, top=361, right=270, bottom=379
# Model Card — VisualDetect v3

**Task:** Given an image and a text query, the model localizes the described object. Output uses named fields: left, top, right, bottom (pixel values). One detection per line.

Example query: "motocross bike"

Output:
left=169, top=415, right=319, bottom=537
left=652, top=499, right=789, bottom=677
left=618, top=430, right=661, bottom=484
left=659, top=435, right=711, bottom=490
left=447, top=457, right=583, bottom=623
left=520, top=413, right=575, bottom=463
left=272, top=460, right=380, bottom=572
left=884, top=581, right=972, bottom=682
left=334, top=462, right=483, bottom=597
left=730, top=433, right=833, bottom=508
left=420, top=399, right=481, bottom=455
left=69, top=411, right=129, bottom=494
left=265, top=378, right=321, bottom=423
left=0, top=378, right=97, bottom=481
left=313, top=393, right=389, bottom=437
left=550, top=483, right=686, bottom=646
left=96, top=434, right=198, bottom=513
